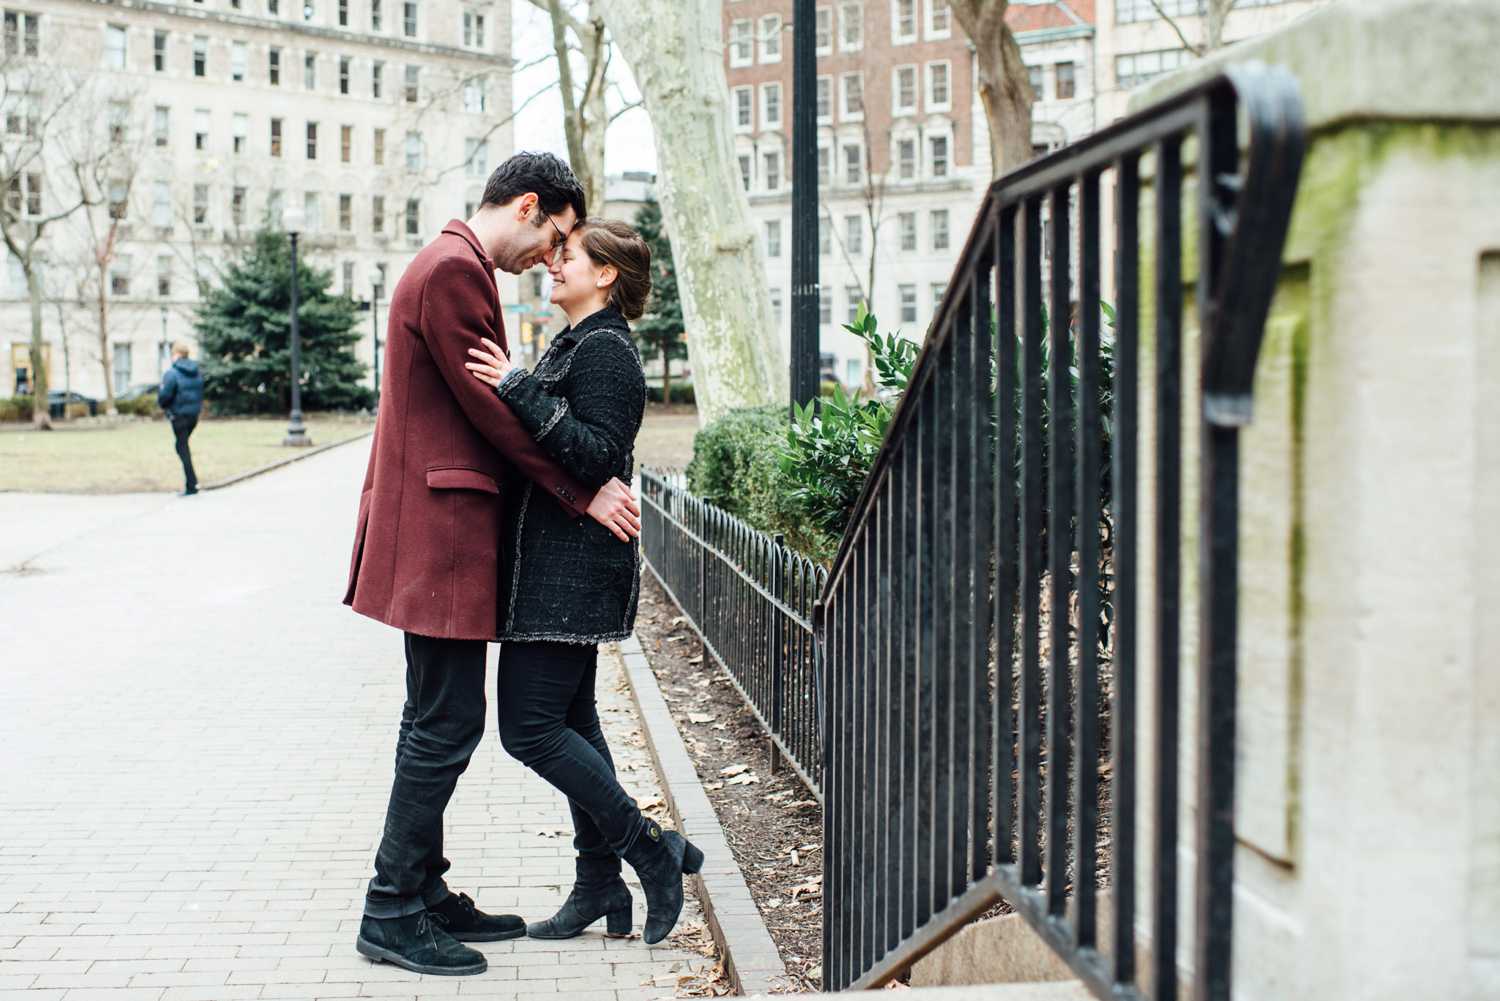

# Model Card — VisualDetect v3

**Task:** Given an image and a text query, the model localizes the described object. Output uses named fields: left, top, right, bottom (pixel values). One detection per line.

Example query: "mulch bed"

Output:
left=634, top=574, right=826, bottom=993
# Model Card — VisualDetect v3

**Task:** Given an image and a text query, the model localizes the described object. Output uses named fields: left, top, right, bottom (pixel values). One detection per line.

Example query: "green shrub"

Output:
left=685, top=405, right=784, bottom=513
left=0, top=395, right=33, bottom=422
left=646, top=383, right=696, bottom=406
left=116, top=395, right=161, bottom=418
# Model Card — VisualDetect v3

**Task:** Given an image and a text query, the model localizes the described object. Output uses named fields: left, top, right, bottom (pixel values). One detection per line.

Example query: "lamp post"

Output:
left=283, top=207, right=311, bottom=446
left=371, top=269, right=384, bottom=408
left=158, top=306, right=169, bottom=376
left=789, top=0, right=821, bottom=411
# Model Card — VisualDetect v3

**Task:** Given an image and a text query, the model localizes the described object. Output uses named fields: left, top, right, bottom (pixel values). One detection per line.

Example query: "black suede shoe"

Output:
left=427, top=891, right=527, bottom=943
left=621, top=822, right=704, bottom=945
left=527, top=857, right=633, bottom=940
left=355, top=911, right=487, bottom=976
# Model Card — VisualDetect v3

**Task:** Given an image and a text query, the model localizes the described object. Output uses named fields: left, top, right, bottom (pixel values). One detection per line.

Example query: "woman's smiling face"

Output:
left=547, top=229, right=610, bottom=311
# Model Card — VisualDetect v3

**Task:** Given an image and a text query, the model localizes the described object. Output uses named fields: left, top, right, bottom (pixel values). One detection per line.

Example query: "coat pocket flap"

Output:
left=425, top=466, right=500, bottom=493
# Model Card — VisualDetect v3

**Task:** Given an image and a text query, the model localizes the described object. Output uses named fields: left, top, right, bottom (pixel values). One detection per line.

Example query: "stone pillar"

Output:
left=1127, top=3, right=1500, bottom=999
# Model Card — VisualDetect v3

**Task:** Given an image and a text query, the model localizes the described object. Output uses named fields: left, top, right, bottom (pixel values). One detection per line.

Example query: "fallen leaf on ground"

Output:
left=669, top=615, right=687, bottom=626
left=720, top=763, right=750, bottom=777
left=635, top=795, right=664, bottom=811
left=688, top=713, right=717, bottom=724
left=703, top=780, right=725, bottom=791
left=787, top=799, right=819, bottom=811
left=726, top=772, right=760, bottom=786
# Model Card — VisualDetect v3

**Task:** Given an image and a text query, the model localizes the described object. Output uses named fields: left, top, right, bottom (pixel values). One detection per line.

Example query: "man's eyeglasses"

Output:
left=538, top=207, right=567, bottom=251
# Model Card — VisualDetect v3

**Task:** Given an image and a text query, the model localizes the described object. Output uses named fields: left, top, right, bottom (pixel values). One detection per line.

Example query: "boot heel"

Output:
left=681, top=841, right=704, bottom=875
left=605, top=906, right=632, bottom=937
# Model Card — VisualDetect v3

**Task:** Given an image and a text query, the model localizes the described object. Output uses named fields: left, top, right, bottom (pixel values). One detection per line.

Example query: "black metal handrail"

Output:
left=639, top=469, right=828, bottom=799
left=817, top=64, right=1304, bottom=997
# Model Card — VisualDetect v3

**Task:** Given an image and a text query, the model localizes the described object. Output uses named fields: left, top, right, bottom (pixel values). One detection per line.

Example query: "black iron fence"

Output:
left=818, top=65, right=1304, bottom=999
left=639, top=469, right=828, bottom=799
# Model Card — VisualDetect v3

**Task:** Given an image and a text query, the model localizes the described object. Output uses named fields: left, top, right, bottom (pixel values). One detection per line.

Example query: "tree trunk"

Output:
left=544, top=0, right=608, bottom=214
left=26, top=263, right=51, bottom=430
left=1206, top=0, right=1233, bottom=51
left=953, top=1, right=1035, bottom=177
left=599, top=0, right=785, bottom=423
left=662, top=350, right=673, bottom=406
left=96, top=259, right=117, bottom=416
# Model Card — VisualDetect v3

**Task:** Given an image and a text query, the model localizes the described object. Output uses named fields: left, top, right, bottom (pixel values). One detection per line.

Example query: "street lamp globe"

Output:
left=282, top=205, right=311, bottom=447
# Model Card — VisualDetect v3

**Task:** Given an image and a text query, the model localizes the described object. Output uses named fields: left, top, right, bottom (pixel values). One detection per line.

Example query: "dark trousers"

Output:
left=170, top=414, right=198, bottom=492
left=497, top=642, right=646, bottom=863
left=364, top=633, right=486, bottom=919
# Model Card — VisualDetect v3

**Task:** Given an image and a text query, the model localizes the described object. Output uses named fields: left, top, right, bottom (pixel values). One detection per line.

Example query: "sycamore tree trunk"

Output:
left=26, top=263, right=51, bottom=430
left=599, top=0, right=786, bottom=423
left=952, top=1, right=1035, bottom=177
left=95, top=258, right=117, bottom=415
left=542, top=0, right=608, bottom=213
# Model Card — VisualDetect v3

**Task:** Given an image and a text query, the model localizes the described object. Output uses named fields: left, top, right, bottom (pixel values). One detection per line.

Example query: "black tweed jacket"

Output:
left=492, top=305, right=647, bottom=644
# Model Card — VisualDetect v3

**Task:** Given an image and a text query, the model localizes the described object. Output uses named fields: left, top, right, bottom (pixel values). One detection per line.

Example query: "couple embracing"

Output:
left=343, top=152, right=702, bottom=976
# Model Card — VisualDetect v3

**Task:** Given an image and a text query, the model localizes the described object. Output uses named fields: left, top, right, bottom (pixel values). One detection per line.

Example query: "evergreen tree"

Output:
left=195, top=229, right=373, bottom=414
left=632, top=199, right=689, bottom=404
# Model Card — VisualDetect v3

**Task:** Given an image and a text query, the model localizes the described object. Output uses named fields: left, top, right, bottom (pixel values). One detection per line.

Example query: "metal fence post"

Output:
left=769, top=533, right=786, bottom=775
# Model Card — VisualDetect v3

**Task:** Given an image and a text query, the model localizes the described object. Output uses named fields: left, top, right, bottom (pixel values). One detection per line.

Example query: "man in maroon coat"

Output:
left=346, top=153, right=640, bottom=976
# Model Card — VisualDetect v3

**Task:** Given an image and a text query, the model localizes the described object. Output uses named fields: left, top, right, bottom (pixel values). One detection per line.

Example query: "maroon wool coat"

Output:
left=344, top=220, right=595, bottom=640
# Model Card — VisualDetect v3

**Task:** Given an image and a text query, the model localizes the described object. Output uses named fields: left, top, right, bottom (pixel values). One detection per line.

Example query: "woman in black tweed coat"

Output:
left=465, top=218, right=702, bottom=949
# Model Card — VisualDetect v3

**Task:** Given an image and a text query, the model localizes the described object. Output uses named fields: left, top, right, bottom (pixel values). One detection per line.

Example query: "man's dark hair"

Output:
left=481, top=151, right=587, bottom=222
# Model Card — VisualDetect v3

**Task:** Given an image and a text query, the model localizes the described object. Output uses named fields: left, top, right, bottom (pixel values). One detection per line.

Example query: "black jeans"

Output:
left=170, top=414, right=198, bottom=492
left=497, top=642, right=646, bottom=862
left=364, top=633, right=486, bottom=919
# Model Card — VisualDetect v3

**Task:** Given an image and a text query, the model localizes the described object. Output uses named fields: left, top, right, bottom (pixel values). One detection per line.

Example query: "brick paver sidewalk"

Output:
left=0, top=443, right=708, bottom=1001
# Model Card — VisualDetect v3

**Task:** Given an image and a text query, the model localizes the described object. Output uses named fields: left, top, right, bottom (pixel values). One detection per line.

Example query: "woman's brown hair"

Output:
left=574, top=217, right=652, bottom=321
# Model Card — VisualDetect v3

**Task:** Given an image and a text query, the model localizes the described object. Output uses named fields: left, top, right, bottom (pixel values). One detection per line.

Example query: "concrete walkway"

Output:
left=0, top=441, right=708, bottom=1001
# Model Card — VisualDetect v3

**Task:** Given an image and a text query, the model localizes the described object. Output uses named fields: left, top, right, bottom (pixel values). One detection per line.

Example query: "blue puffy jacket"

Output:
left=157, top=358, right=205, bottom=418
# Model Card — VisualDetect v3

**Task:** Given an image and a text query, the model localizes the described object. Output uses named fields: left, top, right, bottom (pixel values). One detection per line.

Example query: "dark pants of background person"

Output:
left=364, top=632, right=485, bottom=919
left=496, top=642, right=647, bottom=865
left=170, top=414, right=198, bottom=493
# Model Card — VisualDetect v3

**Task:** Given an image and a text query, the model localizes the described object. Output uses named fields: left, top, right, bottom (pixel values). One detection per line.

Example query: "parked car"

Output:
left=46, top=390, right=98, bottom=420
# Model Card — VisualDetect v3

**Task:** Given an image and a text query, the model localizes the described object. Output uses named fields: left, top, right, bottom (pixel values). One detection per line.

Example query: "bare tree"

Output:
left=597, top=0, right=785, bottom=421
left=822, top=117, right=896, bottom=395
left=0, top=61, right=103, bottom=429
left=949, top=1, right=1036, bottom=177
left=1149, top=0, right=1241, bottom=56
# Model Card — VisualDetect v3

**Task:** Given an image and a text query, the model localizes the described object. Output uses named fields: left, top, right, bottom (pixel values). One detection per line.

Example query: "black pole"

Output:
left=284, top=231, right=311, bottom=446
left=789, top=0, right=820, bottom=412
left=371, top=281, right=382, bottom=408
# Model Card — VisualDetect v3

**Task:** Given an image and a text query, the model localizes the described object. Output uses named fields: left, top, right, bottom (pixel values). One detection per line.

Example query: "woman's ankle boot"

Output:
left=526, top=857, right=633, bottom=940
left=621, top=822, right=704, bottom=945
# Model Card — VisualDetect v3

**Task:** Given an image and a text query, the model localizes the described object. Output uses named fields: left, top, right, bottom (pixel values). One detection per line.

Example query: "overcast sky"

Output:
left=510, top=1, right=660, bottom=177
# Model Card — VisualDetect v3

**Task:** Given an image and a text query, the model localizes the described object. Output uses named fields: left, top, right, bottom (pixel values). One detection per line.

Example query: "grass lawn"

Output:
left=0, top=413, right=374, bottom=494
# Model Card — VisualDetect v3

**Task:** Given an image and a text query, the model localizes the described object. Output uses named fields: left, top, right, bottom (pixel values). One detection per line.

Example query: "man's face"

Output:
left=497, top=195, right=577, bottom=275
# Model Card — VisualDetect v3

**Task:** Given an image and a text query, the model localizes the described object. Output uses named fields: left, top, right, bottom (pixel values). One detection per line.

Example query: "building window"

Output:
left=372, top=194, right=385, bottom=232
left=931, top=281, right=946, bottom=313
left=927, top=61, right=950, bottom=109
left=106, top=179, right=128, bottom=220
left=193, top=108, right=210, bottom=151
left=763, top=150, right=781, bottom=191
left=304, top=52, right=317, bottom=90
left=303, top=191, right=319, bottom=230
left=404, top=130, right=421, bottom=171
left=1116, top=48, right=1188, bottom=89
left=338, top=0, right=348, bottom=26
left=899, top=284, right=917, bottom=322
left=817, top=145, right=830, bottom=185
left=1055, top=61, right=1077, bottom=99
left=844, top=214, right=862, bottom=256
left=765, top=219, right=781, bottom=258
left=929, top=135, right=949, bottom=178
left=761, top=82, right=782, bottom=129
left=930, top=209, right=949, bottom=250
left=842, top=143, right=862, bottom=185
left=112, top=343, right=132, bottom=390
left=405, top=197, right=420, bottom=236
left=733, top=86, right=752, bottom=130
left=370, top=0, right=382, bottom=31
left=192, top=183, right=209, bottom=225
left=232, top=112, right=248, bottom=154
left=404, top=65, right=419, bottom=103
left=339, top=55, right=350, bottom=94
left=818, top=286, right=831, bottom=325
left=338, top=124, right=352, bottom=162
left=231, top=186, right=246, bottom=226
left=269, top=46, right=282, bottom=85
left=373, top=127, right=385, bottom=165
left=892, top=0, right=916, bottom=42
left=893, top=66, right=916, bottom=114
left=4, top=10, right=40, bottom=58
left=1116, top=0, right=1211, bottom=23
left=104, top=24, right=126, bottom=70
left=464, top=137, right=488, bottom=177
left=192, top=35, right=207, bottom=77
left=339, top=194, right=352, bottom=232
left=268, top=0, right=279, bottom=13
left=14, top=172, right=42, bottom=217
left=270, top=117, right=283, bottom=157
left=759, top=14, right=781, bottom=62
left=403, top=1, right=417, bottom=37
left=153, top=106, right=170, bottom=147
left=769, top=287, right=782, bottom=322
left=372, top=61, right=384, bottom=99
left=267, top=189, right=283, bottom=226
left=464, top=10, right=487, bottom=49
left=815, top=76, right=831, bottom=122
left=839, top=1, right=863, bottom=50
left=845, top=286, right=862, bottom=323
left=898, top=211, right=916, bottom=252
left=463, top=78, right=486, bottom=113
left=819, top=215, right=829, bottom=255
left=306, top=121, right=318, bottom=159
left=840, top=72, right=863, bottom=118
left=153, top=30, right=167, bottom=72
left=231, top=41, right=247, bottom=81
left=729, top=18, right=751, bottom=67
left=157, top=256, right=172, bottom=297
left=1028, top=63, right=1043, bottom=98
left=150, top=181, right=172, bottom=228
left=926, top=0, right=951, bottom=37
left=342, top=261, right=354, bottom=297
left=896, top=137, right=916, bottom=179
left=815, top=6, right=832, bottom=53
left=737, top=154, right=751, bottom=192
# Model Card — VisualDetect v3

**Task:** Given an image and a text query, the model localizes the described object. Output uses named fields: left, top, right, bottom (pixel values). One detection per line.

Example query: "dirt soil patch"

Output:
left=634, top=574, right=825, bottom=993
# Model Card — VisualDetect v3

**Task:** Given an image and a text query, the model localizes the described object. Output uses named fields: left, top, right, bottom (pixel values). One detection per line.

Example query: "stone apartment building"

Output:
left=1, top=0, right=509, bottom=402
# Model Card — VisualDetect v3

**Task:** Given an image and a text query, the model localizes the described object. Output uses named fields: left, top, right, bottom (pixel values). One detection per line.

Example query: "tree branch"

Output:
left=1147, top=0, right=1206, bottom=57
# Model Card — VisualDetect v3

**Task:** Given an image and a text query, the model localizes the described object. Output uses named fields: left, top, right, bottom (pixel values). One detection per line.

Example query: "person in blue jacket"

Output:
left=157, top=343, right=205, bottom=496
